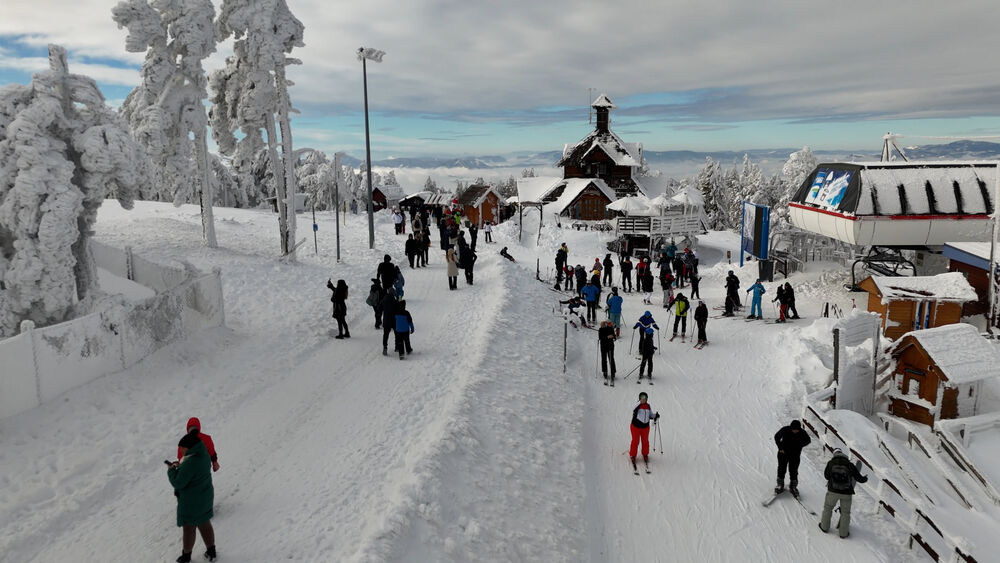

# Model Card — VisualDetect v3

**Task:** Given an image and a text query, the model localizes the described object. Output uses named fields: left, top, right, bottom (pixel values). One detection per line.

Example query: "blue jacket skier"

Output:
left=633, top=311, right=659, bottom=347
left=581, top=280, right=601, bottom=324
left=746, top=280, right=766, bottom=319
left=606, top=288, right=623, bottom=335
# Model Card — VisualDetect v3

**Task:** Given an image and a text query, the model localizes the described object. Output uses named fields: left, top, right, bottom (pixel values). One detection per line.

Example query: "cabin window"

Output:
left=904, top=367, right=924, bottom=397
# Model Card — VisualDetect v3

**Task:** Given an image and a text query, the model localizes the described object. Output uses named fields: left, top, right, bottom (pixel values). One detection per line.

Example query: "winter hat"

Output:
left=612, top=287, right=618, bottom=294
left=833, top=448, right=845, bottom=457
left=645, top=327, right=654, bottom=335
left=644, top=311, right=651, bottom=317
left=790, top=420, right=801, bottom=429
left=384, top=254, right=392, bottom=262
left=639, top=392, right=648, bottom=401
left=178, top=432, right=201, bottom=450
left=728, top=270, right=734, bottom=275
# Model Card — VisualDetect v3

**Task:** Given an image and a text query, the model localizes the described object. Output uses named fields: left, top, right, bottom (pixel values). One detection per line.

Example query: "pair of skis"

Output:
left=762, top=489, right=817, bottom=516
left=693, top=341, right=708, bottom=350
left=636, top=376, right=654, bottom=385
left=603, top=378, right=616, bottom=387
left=631, top=457, right=651, bottom=475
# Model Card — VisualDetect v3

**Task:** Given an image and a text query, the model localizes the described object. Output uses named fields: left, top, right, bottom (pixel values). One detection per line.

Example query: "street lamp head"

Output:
left=357, top=47, right=385, bottom=63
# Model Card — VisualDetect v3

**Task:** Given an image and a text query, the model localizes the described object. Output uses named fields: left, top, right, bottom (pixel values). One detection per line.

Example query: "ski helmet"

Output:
left=645, top=327, right=654, bottom=335
left=644, top=310, right=651, bottom=317
left=638, top=392, right=648, bottom=401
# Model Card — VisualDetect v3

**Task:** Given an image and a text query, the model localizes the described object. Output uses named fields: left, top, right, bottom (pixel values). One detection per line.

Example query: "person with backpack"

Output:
left=819, top=448, right=868, bottom=538
left=694, top=300, right=708, bottom=346
left=638, top=327, right=656, bottom=382
left=366, top=278, right=385, bottom=329
left=620, top=255, right=633, bottom=293
left=394, top=300, right=415, bottom=360
left=581, top=279, right=601, bottom=324
left=598, top=320, right=617, bottom=385
left=669, top=292, right=690, bottom=339
left=746, top=279, right=766, bottom=319
left=629, top=392, right=660, bottom=471
left=606, top=287, right=623, bottom=336
left=177, top=418, right=220, bottom=473
left=773, top=420, right=811, bottom=497
left=327, top=278, right=350, bottom=339
left=602, top=253, right=614, bottom=287
left=168, top=431, right=217, bottom=562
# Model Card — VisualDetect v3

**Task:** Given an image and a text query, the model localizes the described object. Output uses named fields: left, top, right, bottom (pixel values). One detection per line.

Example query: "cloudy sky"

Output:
left=3, top=0, right=1000, bottom=160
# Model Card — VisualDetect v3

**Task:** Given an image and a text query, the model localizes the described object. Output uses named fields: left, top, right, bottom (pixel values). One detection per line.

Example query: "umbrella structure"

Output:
left=670, top=186, right=705, bottom=207
left=647, top=192, right=678, bottom=215
left=606, top=195, right=651, bottom=215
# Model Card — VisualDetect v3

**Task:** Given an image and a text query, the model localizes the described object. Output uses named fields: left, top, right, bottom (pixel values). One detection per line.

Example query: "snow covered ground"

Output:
left=0, top=201, right=966, bottom=561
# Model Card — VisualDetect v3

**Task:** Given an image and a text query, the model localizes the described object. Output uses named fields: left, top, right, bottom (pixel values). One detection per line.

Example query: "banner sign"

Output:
left=740, top=201, right=770, bottom=265
left=805, top=168, right=854, bottom=208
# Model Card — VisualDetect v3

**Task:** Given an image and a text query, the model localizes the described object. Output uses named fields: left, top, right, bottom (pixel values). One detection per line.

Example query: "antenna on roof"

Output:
left=588, top=87, right=595, bottom=124
left=881, top=132, right=908, bottom=162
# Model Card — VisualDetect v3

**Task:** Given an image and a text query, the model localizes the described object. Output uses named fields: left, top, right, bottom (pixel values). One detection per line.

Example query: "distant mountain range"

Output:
left=339, top=140, right=1000, bottom=177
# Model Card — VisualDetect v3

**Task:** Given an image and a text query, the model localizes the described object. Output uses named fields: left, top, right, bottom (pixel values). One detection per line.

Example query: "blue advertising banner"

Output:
left=805, top=168, right=854, bottom=209
left=740, top=201, right=770, bottom=266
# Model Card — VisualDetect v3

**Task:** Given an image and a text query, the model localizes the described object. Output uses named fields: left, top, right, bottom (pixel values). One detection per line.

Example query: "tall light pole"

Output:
left=358, top=47, right=385, bottom=249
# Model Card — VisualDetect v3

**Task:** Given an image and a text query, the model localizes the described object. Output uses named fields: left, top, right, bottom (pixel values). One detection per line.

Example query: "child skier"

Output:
left=629, top=391, right=660, bottom=472
left=638, top=327, right=656, bottom=382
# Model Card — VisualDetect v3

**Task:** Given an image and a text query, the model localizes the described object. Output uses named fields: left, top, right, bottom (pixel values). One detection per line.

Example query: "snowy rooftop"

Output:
left=542, top=178, right=616, bottom=216
left=376, top=185, right=406, bottom=199
left=591, top=93, right=616, bottom=108
left=868, top=272, right=977, bottom=303
left=944, top=242, right=993, bottom=260
left=516, top=176, right=561, bottom=205
left=900, top=323, right=1000, bottom=384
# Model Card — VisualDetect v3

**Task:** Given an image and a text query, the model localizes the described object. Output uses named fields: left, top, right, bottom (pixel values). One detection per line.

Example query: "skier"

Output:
left=773, top=284, right=789, bottom=323
left=581, top=279, right=601, bottom=324
left=446, top=246, right=459, bottom=290
left=606, top=287, right=623, bottom=336
left=669, top=292, right=690, bottom=340
left=327, top=278, right=350, bottom=339
left=672, top=254, right=686, bottom=288
left=784, top=282, right=800, bottom=319
left=602, top=253, right=614, bottom=287
left=620, top=255, right=633, bottom=293
left=499, top=246, right=516, bottom=262
left=689, top=271, right=701, bottom=299
left=380, top=291, right=398, bottom=355
left=638, top=327, right=656, bottom=381
left=169, top=431, right=217, bottom=562
left=598, top=320, right=617, bottom=385
left=725, top=270, right=741, bottom=315
left=629, top=392, right=660, bottom=471
left=177, top=418, right=220, bottom=473
left=746, top=279, right=766, bottom=319
left=694, top=300, right=708, bottom=347
left=394, top=299, right=415, bottom=360
left=377, top=254, right=397, bottom=292
left=635, top=256, right=649, bottom=283
left=366, top=278, right=384, bottom=329
left=641, top=264, right=655, bottom=305
left=665, top=240, right=677, bottom=260
left=554, top=243, right=568, bottom=289
left=819, top=448, right=868, bottom=538
left=774, top=419, right=811, bottom=496
left=559, top=295, right=587, bottom=325
left=633, top=311, right=659, bottom=348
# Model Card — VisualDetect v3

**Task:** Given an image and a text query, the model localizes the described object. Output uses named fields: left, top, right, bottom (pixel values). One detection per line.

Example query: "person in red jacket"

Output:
left=178, top=417, right=220, bottom=472
left=629, top=392, right=660, bottom=472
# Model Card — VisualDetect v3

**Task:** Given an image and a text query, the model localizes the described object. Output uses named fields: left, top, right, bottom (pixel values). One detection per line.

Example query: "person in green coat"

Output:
left=168, top=432, right=217, bottom=562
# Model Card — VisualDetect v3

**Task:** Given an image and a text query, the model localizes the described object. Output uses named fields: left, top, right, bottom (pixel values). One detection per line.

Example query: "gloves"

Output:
left=654, top=412, right=660, bottom=420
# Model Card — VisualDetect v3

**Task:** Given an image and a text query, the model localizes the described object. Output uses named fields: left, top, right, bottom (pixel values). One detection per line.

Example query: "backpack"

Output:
left=365, top=288, right=379, bottom=307
left=829, top=461, right=852, bottom=492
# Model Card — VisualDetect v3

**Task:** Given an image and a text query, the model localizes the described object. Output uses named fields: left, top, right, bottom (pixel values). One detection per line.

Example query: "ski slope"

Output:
left=0, top=202, right=917, bottom=561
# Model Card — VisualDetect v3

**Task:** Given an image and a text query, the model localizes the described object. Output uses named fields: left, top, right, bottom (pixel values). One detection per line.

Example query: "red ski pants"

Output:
left=629, top=425, right=650, bottom=457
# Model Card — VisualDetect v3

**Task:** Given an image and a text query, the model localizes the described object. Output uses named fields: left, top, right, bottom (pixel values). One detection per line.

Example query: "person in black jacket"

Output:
left=819, top=448, right=868, bottom=538
left=469, top=222, right=479, bottom=251
left=380, top=292, right=398, bottom=356
left=404, top=234, right=417, bottom=268
left=774, top=419, right=811, bottom=496
left=724, top=270, right=741, bottom=316
left=602, top=253, right=614, bottom=287
left=554, top=244, right=568, bottom=289
left=620, top=256, right=633, bottom=293
left=598, top=320, right=617, bottom=385
left=377, top=255, right=397, bottom=292
left=784, top=282, right=800, bottom=319
left=694, top=300, right=708, bottom=346
left=638, top=327, right=656, bottom=381
left=458, top=240, right=478, bottom=285
left=327, top=279, right=350, bottom=339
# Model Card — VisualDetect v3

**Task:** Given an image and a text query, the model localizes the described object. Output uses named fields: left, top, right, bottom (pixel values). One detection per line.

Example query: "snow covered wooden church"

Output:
left=515, top=94, right=704, bottom=253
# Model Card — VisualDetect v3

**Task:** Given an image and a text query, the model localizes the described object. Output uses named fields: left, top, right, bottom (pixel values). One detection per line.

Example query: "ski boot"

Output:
left=643, top=454, right=649, bottom=464
left=789, top=481, right=799, bottom=498
left=176, top=553, right=192, bottom=563
left=774, top=478, right=784, bottom=494
left=205, top=546, right=217, bottom=562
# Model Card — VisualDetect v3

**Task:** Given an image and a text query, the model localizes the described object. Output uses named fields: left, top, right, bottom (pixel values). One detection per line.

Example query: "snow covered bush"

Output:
left=0, top=46, right=147, bottom=337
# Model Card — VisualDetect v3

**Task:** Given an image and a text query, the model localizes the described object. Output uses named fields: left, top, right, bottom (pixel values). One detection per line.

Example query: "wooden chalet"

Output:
left=859, top=273, right=977, bottom=340
left=399, top=191, right=451, bottom=213
left=888, top=323, right=1000, bottom=426
left=942, top=242, right=998, bottom=327
left=557, top=94, right=644, bottom=200
left=372, top=185, right=405, bottom=212
left=456, top=184, right=504, bottom=227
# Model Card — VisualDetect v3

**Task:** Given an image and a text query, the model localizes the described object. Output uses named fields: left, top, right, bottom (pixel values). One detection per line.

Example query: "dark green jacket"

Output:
left=168, top=441, right=214, bottom=526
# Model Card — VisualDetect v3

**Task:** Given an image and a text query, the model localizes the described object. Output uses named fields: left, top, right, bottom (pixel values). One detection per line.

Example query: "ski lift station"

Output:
left=787, top=161, right=996, bottom=249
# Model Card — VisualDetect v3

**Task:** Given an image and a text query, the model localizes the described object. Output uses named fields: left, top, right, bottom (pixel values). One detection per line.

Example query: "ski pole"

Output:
left=655, top=418, right=663, bottom=454
left=657, top=329, right=661, bottom=355
left=621, top=361, right=642, bottom=381
left=629, top=327, right=636, bottom=354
